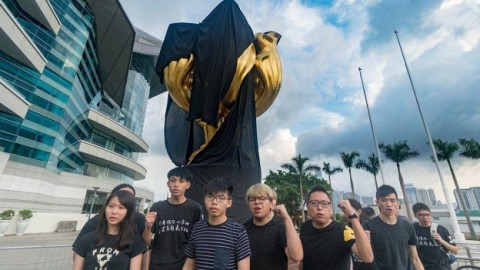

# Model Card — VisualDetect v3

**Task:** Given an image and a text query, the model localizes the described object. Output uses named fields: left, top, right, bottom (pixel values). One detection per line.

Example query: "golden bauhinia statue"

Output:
left=156, top=0, right=282, bottom=221
left=163, top=31, right=282, bottom=163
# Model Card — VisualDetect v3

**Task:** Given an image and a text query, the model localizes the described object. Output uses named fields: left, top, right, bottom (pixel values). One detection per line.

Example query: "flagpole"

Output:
left=394, top=30, right=464, bottom=241
left=358, top=67, right=385, bottom=185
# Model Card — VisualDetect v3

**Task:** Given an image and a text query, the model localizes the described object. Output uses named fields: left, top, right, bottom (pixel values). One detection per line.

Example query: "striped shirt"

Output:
left=185, top=219, right=251, bottom=269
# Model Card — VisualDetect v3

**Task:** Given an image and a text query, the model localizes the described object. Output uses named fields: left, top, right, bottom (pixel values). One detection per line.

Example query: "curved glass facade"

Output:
left=0, top=0, right=160, bottom=184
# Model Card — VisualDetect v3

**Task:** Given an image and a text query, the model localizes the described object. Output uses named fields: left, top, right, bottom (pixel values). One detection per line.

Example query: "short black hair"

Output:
left=112, top=184, right=136, bottom=196
left=348, top=198, right=362, bottom=211
left=306, top=185, right=331, bottom=202
left=204, top=178, right=233, bottom=197
left=361, top=207, right=375, bottom=218
left=412, top=202, right=431, bottom=214
left=376, top=184, right=397, bottom=199
left=167, top=167, right=193, bottom=182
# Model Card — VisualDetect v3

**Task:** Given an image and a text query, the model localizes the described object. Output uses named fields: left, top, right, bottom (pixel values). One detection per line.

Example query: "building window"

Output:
left=81, top=190, right=107, bottom=214
left=91, top=132, right=108, bottom=148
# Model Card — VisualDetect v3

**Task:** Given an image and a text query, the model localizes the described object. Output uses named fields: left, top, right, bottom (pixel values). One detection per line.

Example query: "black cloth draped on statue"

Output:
left=156, top=0, right=261, bottom=222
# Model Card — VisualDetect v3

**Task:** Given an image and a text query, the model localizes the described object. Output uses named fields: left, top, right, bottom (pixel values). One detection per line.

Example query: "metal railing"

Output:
left=452, top=242, right=480, bottom=269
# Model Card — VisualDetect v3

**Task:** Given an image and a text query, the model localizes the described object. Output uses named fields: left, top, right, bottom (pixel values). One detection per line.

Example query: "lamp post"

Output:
left=394, top=30, right=464, bottom=241
left=299, top=175, right=305, bottom=223
left=358, top=67, right=386, bottom=185
left=88, top=187, right=100, bottom=220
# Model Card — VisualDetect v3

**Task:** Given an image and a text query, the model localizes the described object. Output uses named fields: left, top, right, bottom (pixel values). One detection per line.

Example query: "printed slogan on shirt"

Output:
left=158, top=219, right=191, bottom=233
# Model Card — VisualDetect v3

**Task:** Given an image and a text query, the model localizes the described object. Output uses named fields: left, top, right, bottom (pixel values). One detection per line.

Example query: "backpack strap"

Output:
left=430, top=223, right=440, bottom=246
left=430, top=222, right=438, bottom=234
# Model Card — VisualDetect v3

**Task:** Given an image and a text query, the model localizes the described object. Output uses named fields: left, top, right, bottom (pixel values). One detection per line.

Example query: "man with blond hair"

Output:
left=244, top=183, right=303, bottom=269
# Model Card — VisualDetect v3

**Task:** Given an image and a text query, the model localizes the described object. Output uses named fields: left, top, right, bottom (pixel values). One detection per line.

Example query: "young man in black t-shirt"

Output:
left=413, top=202, right=458, bottom=270
left=300, top=185, right=373, bottom=270
left=143, top=167, right=203, bottom=270
left=244, top=183, right=303, bottom=269
left=363, top=185, right=424, bottom=270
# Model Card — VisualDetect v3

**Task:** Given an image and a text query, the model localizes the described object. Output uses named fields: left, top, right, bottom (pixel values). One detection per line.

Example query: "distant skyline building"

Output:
left=342, top=191, right=362, bottom=202
left=428, top=188, right=437, bottom=206
left=405, top=183, right=440, bottom=207
left=361, top=196, right=374, bottom=206
left=417, top=188, right=431, bottom=206
left=454, top=188, right=480, bottom=210
left=332, top=190, right=374, bottom=207
left=405, top=183, right=419, bottom=205
left=0, top=0, right=163, bottom=233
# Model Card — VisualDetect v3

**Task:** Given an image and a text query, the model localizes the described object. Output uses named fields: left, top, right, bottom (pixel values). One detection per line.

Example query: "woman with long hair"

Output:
left=73, top=190, right=147, bottom=270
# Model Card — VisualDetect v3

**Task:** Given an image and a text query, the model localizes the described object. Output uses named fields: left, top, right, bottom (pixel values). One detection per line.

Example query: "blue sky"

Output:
left=119, top=0, right=480, bottom=202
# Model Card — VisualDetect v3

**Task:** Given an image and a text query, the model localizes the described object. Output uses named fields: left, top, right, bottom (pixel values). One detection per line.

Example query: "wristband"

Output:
left=348, top=213, right=358, bottom=220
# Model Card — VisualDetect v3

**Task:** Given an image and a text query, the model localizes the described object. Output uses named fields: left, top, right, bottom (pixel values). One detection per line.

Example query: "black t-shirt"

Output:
left=414, top=222, right=455, bottom=270
left=73, top=232, right=147, bottom=270
left=300, top=220, right=355, bottom=270
left=352, top=252, right=374, bottom=270
left=149, top=199, right=203, bottom=270
left=73, top=213, right=146, bottom=247
left=244, top=217, right=288, bottom=270
left=363, top=216, right=417, bottom=270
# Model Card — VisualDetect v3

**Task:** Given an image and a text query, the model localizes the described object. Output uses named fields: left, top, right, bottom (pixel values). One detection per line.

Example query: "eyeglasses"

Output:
left=378, top=198, right=398, bottom=204
left=417, top=213, right=431, bottom=218
left=205, top=194, right=229, bottom=202
left=248, top=196, right=271, bottom=203
left=307, top=200, right=331, bottom=208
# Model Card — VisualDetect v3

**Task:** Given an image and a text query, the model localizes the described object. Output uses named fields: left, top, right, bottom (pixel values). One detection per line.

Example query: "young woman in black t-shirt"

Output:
left=73, top=190, right=147, bottom=270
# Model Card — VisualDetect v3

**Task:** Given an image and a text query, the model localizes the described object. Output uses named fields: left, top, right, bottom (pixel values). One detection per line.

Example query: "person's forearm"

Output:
left=284, top=217, right=303, bottom=262
left=129, top=254, right=142, bottom=270
left=351, top=218, right=374, bottom=263
left=412, top=257, right=424, bottom=270
left=182, top=258, right=195, bottom=270
left=237, top=257, right=250, bottom=270
left=142, top=227, right=153, bottom=245
left=409, top=246, right=425, bottom=270
left=440, top=239, right=460, bottom=254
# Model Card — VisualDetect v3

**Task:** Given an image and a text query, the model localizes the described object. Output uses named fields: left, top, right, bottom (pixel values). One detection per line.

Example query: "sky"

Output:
left=119, top=0, right=480, bottom=204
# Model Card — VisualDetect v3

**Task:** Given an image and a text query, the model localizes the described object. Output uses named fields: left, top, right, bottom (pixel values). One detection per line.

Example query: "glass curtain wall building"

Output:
left=0, top=0, right=163, bottom=233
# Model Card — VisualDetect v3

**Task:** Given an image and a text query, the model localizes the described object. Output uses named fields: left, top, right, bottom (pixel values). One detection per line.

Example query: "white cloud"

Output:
left=259, top=128, right=297, bottom=177
left=120, top=0, right=480, bottom=205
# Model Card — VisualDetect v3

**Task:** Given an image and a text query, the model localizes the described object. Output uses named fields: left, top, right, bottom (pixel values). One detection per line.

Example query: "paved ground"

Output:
left=0, top=231, right=79, bottom=247
left=0, top=231, right=79, bottom=270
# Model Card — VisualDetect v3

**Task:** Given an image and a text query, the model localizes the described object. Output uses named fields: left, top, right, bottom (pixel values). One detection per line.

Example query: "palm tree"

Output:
left=379, top=140, right=419, bottom=220
left=459, top=138, right=480, bottom=159
left=433, top=139, right=477, bottom=240
left=322, top=162, right=343, bottom=219
left=340, top=151, right=360, bottom=200
left=281, top=154, right=321, bottom=222
left=356, top=153, right=380, bottom=190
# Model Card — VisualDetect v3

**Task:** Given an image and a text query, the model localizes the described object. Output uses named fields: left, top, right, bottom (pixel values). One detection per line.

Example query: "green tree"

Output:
left=340, top=151, right=360, bottom=200
left=280, top=154, right=321, bottom=223
left=459, top=138, right=480, bottom=159
left=264, top=170, right=328, bottom=226
left=433, top=139, right=477, bottom=240
left=355, top=153, right=380, bottom=190
left=322, top=162, right=343, bottom=219
left=379, top=140, right=419, bottom=220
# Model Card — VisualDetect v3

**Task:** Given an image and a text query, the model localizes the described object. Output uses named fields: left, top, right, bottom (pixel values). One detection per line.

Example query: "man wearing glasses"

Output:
left=183, top=178, right=251, bottom=270
left=244, top=183, right=303, bottom=269
left=413, top=202, right=458, bottom=270
left=363, top=185, right=425, bottom=270
left=300, top=185, right=373, bottom=270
